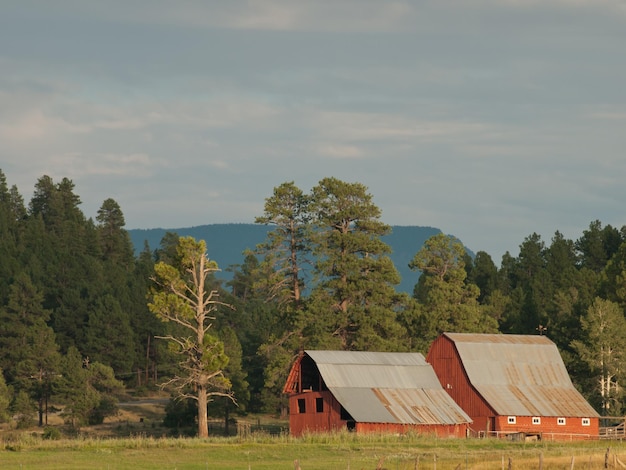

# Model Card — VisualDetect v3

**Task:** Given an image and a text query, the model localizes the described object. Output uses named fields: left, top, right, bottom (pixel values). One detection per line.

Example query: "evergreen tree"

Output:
left=409, top=233, right=498, bottom=349
left=307, top=177, right=407, bottom=350
left=542, top=232, right=591, bottom=354
left=576, top=220, right=624, bottom=273
left=600, top=241, right=626, bottom=310
left=227, top=253, right=261, bottom=303
left=12, top=389, right=36, bottom=429
left=0, top=171, right=23, bottom=302
left=91, top=198, right=144, bottom=377
left=209, top=326, right=249, bottom=434
left=0, top=369, right=10, bottom=423
left=25, top=176, right=96, bottom=352
left=251, top=182, right=314, bottom=413
left=500, top=233, right=548, bottom=334
left=0, top=272, right=62, bottom=426
left=226, top=254, right=282, bottom=412
left=254, top=181, right=311, bottom=309
left=57, top=347, right=124, bottom=427
left=466, top=251, right=499, bottom=303
left=130, top=241, right=165, bottom=386
left=96, top=198, right=134, bottom=264
left=84, top=294, right=136, bottom=375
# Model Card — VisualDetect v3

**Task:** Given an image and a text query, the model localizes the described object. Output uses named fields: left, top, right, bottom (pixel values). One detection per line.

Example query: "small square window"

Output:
left=316, top=397, right=324, bottom=413
left=557, top=417, right=566, bottom=426
left=297, top=398, right=306, bottom=414
left=582, top=418, right=590, bottom=426
left=532, top=417, right=541, bottom=425
left=507, top=416, right=516, bottom=424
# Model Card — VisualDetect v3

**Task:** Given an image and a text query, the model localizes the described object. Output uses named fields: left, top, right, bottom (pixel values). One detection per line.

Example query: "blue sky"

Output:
left=2, top=1, right=625, bottom=263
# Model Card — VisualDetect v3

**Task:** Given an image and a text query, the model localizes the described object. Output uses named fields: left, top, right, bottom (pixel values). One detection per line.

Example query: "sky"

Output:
left=1, top=1, right=625, bottom=263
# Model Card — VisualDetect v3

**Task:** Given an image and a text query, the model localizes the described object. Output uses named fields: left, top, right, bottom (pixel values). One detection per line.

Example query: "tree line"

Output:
left=0, top=170, right=625, bottom=434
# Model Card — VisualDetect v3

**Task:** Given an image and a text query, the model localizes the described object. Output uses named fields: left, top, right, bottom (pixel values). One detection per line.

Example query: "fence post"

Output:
left=539, top=452, right=543, bottom=470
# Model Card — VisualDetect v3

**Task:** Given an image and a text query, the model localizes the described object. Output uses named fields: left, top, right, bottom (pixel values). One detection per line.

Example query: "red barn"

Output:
left=283, top=350, right=471, bottom=437
left=426, top=333, right=599, bottom=440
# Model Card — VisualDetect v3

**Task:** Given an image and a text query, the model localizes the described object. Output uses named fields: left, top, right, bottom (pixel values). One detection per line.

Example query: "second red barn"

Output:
left=426, top=333, right=599, bottom=440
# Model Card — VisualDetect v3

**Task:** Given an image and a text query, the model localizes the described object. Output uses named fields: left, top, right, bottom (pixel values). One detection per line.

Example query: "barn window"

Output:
left=582, top=418, right=590, bottom=426
left=507, top=416, right=516, bottom=424
left=316, top=398, right=324, bottom=413
left=557, top=417, right=566, bottom=425
left=297, top=399, right=306, bottom=414
left=532, top=417, right=541, bottom=425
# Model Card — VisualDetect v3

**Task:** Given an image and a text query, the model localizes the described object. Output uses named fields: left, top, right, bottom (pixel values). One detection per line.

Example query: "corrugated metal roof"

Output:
left=443, top=333, right=599, bottom=418
left=315, top=364, right=443, bottom=389
left=306, top=350, right=429, bottom=366
left=304, top=350, right=472, bottom=425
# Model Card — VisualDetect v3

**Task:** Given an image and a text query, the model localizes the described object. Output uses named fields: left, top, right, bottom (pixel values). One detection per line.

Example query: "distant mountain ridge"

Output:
left=127, top=224, right=455, bottom=294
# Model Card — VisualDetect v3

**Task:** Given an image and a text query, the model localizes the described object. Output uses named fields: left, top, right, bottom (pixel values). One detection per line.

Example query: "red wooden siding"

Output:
left=288, top=389, right=469, bottom=437
left=426, top=334, right=495, bottom=434
left=288, top=391, right=347, bottom=437
left=493, top=416, right=598, bottom=440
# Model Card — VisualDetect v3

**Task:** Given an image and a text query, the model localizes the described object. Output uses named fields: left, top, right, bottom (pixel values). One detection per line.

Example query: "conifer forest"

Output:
left=1, top=169, right=626, bottom=432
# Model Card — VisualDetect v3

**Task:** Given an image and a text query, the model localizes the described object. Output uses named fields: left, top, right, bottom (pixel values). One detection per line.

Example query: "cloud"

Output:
left=50, top=153, right=153, bottom=178
left=2, top=0, right=626, bottom=264
left=318, top=144, right=363, bottom=159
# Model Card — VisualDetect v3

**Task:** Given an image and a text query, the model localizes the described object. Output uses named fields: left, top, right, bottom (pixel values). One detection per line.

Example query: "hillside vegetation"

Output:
left=1, top=171, right=625, bottom=437
left=128, top=224, right=444, bottom=294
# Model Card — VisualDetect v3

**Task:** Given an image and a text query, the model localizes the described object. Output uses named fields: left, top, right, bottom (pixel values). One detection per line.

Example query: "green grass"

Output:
left=1, top=432, right=625, bottom=469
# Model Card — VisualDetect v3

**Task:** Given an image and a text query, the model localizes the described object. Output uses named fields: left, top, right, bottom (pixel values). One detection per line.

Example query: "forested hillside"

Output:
left=127, top=224, right=445, bottom=294
left=1, top=170, right=626, bottom=434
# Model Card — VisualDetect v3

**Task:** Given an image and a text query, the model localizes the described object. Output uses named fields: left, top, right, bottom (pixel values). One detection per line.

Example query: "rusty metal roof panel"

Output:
left=331, top=387, right=472, bottom=425
left=443, top=333, right=599, bottom=418
left=474, top=385, right=598, bottom=417
left=444, top=332, right=555, bottom=346
left=316, top=363, right=443, bottom=389
left=372, top=388, right=472, bottom=424
left=304, top=350, right=471, bottom=425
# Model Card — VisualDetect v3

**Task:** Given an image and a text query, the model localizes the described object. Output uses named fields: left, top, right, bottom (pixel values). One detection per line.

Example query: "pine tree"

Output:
left=57, top=347, right=124, bottom=427
left=0, top=369, right=10, bottom=423
left=409, top=233, right=497, bottom=348
left=254, top=182, right=311, bottom=309
left=307, top=177, right=407, bottom=350
left=0, top=273, right=61, bottom=426
left=0, top=170, right=23, bottom=302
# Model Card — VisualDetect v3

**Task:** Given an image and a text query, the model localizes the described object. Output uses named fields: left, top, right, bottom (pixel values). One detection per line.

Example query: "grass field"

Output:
left=1, top=432, right=626, bottom=469
left=2, top=398, right=626, bottom=469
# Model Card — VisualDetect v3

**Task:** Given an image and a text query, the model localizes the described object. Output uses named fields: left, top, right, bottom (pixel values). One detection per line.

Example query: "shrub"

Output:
left=42, top=426, right=61, bottom=440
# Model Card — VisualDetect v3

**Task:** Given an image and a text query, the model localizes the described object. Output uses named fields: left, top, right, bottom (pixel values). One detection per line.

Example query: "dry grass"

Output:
left=1, top=426, right=626, bottom=469
left=3, top=399, right=626, bottom=469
